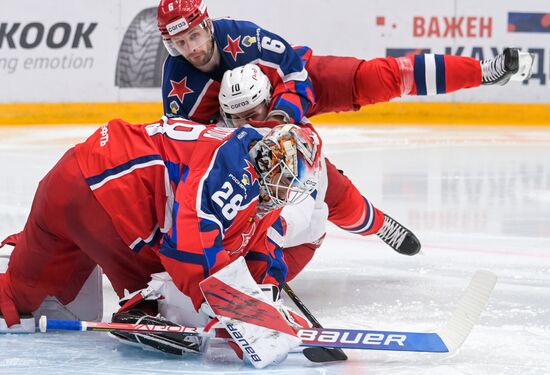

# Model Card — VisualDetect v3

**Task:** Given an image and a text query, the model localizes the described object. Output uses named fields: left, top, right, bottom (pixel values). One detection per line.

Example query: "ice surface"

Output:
left=1, top=124, right=549, bottom=374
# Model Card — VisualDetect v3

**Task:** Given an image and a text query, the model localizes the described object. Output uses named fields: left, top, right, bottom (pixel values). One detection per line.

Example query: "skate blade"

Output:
left=510, top=52, right=535, bottom=82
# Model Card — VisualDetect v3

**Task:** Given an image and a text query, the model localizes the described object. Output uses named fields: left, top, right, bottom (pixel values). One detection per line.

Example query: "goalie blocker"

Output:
left=199, top=257, right=302, bottom=369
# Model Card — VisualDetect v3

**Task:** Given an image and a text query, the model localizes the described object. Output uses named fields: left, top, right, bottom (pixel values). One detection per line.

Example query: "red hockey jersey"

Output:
left=75, top=117, right=288, bottom=308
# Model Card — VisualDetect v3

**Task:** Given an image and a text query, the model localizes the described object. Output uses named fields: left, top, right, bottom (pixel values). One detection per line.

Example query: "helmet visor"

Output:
left=165, top=21, right=212, bottom=57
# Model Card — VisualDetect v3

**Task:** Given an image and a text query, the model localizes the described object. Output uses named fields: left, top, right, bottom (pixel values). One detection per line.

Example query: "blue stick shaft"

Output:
left=46, top=319, right=84, bottom=331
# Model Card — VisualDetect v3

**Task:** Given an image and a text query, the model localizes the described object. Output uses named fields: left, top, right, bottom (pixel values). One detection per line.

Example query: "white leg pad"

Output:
left=148, top=272, right=210, bottom=327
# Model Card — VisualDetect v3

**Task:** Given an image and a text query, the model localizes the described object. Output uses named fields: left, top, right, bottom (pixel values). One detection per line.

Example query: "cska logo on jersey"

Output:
left=243, top=160, right=258, bottom=185
left=223, top=35, right=244, bottom=61
left=168, top=77, right=194, bottom=102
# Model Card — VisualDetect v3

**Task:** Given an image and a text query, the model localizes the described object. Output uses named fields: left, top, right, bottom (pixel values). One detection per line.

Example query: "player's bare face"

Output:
left=172, top=24, right=215, bottom=68
left=231, top=104, right=269, bottom=128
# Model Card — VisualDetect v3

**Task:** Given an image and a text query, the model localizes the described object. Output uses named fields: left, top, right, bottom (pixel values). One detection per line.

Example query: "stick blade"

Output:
left=302, top=347, right=348, bottom=363
left=436, top=270, right=497, bottom=352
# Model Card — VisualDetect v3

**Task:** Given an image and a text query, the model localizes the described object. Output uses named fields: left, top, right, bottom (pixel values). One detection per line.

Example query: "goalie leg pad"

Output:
left=149, top=272, right=211, bottom=327
left=33, top=266, right=103, bottom=322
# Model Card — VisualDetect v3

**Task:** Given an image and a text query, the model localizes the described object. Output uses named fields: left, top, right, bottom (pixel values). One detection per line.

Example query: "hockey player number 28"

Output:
left=212, top=181, right=243, bottom=220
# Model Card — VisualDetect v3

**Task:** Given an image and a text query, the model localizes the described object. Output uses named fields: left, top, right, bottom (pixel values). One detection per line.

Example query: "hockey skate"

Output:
left=481, top=48, right=535, bottom=85
left=376, top=214, right=421, bottom=256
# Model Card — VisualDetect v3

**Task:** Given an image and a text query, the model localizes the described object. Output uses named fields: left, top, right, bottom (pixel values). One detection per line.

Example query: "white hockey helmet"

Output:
left=219, top=64, right=272, bottom=127
left=250, top=124, right=321, bottom=212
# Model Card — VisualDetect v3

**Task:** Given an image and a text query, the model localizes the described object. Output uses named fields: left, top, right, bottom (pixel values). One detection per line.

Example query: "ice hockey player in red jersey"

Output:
left=0, top=117, right=322, bottom=367
left=155, top=0, right=534, bottom=272
left=156, top=0, right=534, bottom=125
left=217, top=64, right=424, bottom=280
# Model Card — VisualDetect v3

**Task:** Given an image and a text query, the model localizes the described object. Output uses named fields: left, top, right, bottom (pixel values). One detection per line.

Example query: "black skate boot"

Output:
left=481, top=48, right=534, bottom=85
left=376, top=214, right=421, bottom=256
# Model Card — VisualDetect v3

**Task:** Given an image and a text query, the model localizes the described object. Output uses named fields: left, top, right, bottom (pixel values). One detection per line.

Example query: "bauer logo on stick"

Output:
left=298, top=329, right=407, bottom=347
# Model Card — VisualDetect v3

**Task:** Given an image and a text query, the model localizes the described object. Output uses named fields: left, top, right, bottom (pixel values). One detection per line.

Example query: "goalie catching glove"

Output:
left=110, top=309, right=204, bottom=356
left=109, top=276, right=208, bottom=356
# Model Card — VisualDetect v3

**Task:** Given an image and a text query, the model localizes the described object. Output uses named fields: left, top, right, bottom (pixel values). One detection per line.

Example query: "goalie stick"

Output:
left=283, top=283, right=348, bottom=362
left=39, top=270, right=496, bottom=354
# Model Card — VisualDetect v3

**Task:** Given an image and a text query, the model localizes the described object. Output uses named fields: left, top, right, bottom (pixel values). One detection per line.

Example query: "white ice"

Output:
left=1, top=124, right=549, bottom=374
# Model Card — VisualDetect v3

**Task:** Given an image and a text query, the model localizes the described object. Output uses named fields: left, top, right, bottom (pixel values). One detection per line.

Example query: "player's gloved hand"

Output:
left=259, top=284, right=312, bottom=329
left=110, top=309, right=204, bottom=355
left=117, top=286, right=161, bottom=315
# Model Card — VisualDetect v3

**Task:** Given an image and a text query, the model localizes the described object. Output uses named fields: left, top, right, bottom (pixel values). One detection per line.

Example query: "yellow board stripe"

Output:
left=0, top=103, right=164, bottom=125
left=0, top=102, right=549, bottom=126
left=312, top=102, right=550, bottom=126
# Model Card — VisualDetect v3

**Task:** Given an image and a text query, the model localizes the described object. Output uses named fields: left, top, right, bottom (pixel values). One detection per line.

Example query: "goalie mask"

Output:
left=250, top=124, right=321, bottom=211
left=157, top=0, right=211, bottom=57
left=219, top=64, right=272, bottom=128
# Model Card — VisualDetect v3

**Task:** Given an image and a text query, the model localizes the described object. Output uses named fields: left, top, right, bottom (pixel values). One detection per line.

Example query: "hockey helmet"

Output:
left=219, top=64, right=273, bottom=127
left=157, top=0, right=210, bottom=56
left=250, top=124, right=321, bottom=211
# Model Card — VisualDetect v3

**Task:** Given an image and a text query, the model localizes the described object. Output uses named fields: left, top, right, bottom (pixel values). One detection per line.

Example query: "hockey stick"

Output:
left=41, top=316, right=451, bottom=352
left=38, top=317, right=461, bottom=352
left=39, top=270, right=497, bottom=354
left=283, top=283, right=348, bottom=362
